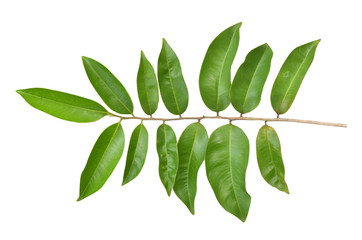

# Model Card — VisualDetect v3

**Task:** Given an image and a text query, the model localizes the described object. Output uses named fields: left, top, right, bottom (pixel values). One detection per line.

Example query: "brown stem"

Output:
left=107, top=113, right=347, bottom=128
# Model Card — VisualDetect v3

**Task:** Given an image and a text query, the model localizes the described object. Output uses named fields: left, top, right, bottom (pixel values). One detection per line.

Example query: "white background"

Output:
left=1, top=0, right=360, bottom=239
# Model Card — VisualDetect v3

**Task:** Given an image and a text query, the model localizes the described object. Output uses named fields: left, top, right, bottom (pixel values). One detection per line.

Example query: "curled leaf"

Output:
left=156, top=123, right=179, bottom=196
left=199, top=22, right=241, bottom=112
left=256, top=125, right=289, bottom=193
left=205, top=124, right=251, bottom=221
left=174, top=122, right=208, bottom=214
left=230, top=43, right=273, bottom=114
left=270, top=40, right=320, bottom=115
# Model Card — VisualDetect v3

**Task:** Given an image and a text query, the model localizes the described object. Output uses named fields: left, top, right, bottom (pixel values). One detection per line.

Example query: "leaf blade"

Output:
left=156, top=123, right=179, bottom=196
left=122, top=123, right=149, bottom=185
left=256, top=125, right=289, bottom=193
left=205, top=124, right=251, bottom=221
left=174, top=122, right=208, bottom=214
left=16, top=88, right=108, bottom=122
left=270, top=40, right=320, bottom=115
left=78, top=122, right=125, bottom=201
left=199, top=22, right=241, bottom=112
left=157, top=39, right=189, bottom=115
left=82, top=56, right=133, bottom=115
left=137, top=51, right=159, bottom=115
left=230, top=43, right=273, bottom=114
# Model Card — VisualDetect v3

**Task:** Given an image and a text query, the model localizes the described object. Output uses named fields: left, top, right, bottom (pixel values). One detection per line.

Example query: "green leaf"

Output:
left=270, top=40, right=320, bottom=115
left=205, top=124, right=251, bottom=221
left=230, top=43, right=273, bottom=114
left=137, top=51, right=159, bottom=115
left=174, top=122, right=208, bottom=214
left=78, top=122, right=125, bottom=201
left=256, top=125, right=289, bottom=194
left=82, top=56, right=134, bottom=115
left=16, top=88, right=108, bottom=123
left=199, top=22, right=241, bottom=113
left=122, top=123, right=148, bottom=185
left=157, top=39, right=188, bottom=115
left=156, top=123, right=179, bottom=196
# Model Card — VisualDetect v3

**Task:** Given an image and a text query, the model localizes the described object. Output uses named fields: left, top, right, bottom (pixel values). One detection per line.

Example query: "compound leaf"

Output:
left=82, top=56, right=133, bottom=115
left=16, top=88, right=108, bottom=123
left=137, top=51, right=159, bottom=115
left=122, top=123, right=149, bottom=185
left=156, top=123, right=179, bottom=196
left=270, top=40, right=320, bottom=115
left=205, top=124, right=251, bottom=221
left=199, top=22, right=241, bottom=113
left=256, top=125, right=289, bottom=193
left=78, top=122, right=125, bottom=201
left=174, top=122, right=208, bottom=214
left=157, top=39, right=188, bottom=115
left=230, top=43, right=273, bottom=114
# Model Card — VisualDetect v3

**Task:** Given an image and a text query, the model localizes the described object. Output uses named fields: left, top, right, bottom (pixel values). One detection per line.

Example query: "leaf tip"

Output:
left=310, top=39, right=321, bottom=47
left=262, top=42, right=272, bottom=50
left=121, top=178, right=129, bottom=186
left=162, top=38, right=168, bottom=47
left=16, top=89, right=23, bottom=95
left=76, top=196, right=83, bottom=202
left=234, top=22, right=242, bottom=28
left=189, top=208, right=195, bottom=215
left=81, top=56, right=90, bottom=64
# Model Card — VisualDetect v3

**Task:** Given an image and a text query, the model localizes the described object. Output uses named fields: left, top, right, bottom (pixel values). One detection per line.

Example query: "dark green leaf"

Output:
left=82, top=56, right=133, bottom=115
left=270, top=40, right=320, bottom=115
left=16, top=88, right=108, bottom=123
left=78, top=122, right=125, bottom=201
left=137, top=51, right=159, bottom=115
left=199, top=22, right=241, bottom=113
left=157, top=39, right=188, bottom=115
left=230, top=43, right=273, bottom=114
left=205, top=124, right=251, bottom=221
left=122, top=123, right=148, bottom=185
left=156, top=123, right=178, bottom=196
left=256, top=125, right=289, bottom=193
left=174, top=122, right=208, bottom=214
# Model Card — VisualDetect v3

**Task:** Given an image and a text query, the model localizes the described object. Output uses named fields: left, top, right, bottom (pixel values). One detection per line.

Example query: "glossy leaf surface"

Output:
left=230, top=43, right=273, bottom=114
left=271, top=40, right=320, bottom=115
left=199, top=22, right=241, bottom=112
left=205, top=124, right=251, bottom=221
left=174, top=122, right=208, bottom=214
left=82, top=56, right=133, bottom=114
left=78, top=122, right=125, bottom=201
left=256, top=125, right=289, bottom=193
left=17, top=88, right=108, bottom=122
left=122, top=123, right=149, bottom=185
left=137, top=51, right=159, bottom=115
left=157, top=39, right=188, bottom=115
left=156, top=123, right=178, bottom=196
